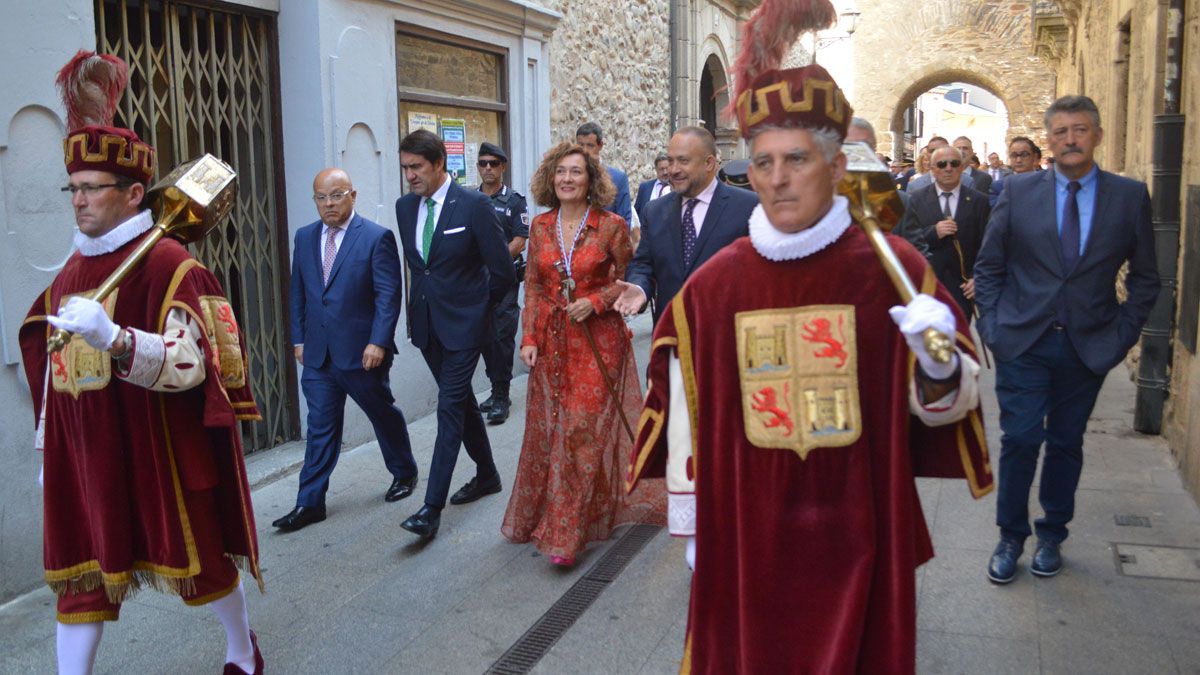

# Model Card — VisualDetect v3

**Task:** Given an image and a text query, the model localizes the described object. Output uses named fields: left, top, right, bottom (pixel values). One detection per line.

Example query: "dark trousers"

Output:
left=297, top=356, right=417, bottom=508
left=421, top=333, right=498, bottom=508
left=481, top=283, right=520, bottom=388
left=994, top=327, right=1106, bottom=544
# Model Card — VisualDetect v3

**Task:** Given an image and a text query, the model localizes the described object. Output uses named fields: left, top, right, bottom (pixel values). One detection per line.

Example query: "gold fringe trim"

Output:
left=47, top=568, right=197, bottom=605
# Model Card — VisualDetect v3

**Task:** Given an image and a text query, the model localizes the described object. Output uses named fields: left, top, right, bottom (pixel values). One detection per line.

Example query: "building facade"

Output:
left=1033, top=0, right=1200, bottom=499
left=0, top=0, right=751, bottom=604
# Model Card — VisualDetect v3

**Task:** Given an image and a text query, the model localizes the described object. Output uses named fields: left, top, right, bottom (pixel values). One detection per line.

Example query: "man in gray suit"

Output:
left=845, top=117, right=928, bottom=257
left=974, top=95, right=1159, bottom=584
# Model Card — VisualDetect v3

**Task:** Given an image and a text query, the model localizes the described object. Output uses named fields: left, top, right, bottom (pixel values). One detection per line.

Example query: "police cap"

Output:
left=478, top=142, right=508, bottom=163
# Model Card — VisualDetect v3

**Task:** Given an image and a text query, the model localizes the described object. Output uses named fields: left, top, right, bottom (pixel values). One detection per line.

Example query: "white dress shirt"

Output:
left=935, top=182, right=962, bottom=219
left=415, top=174, right=452, bottom=256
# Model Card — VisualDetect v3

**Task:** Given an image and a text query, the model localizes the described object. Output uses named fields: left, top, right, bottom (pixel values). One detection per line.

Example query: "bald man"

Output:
left=275, top=168, right=417, bottom=531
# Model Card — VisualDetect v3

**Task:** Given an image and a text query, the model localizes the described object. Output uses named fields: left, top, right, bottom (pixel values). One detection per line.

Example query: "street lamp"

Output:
left=812, top=7, right=861, bottom=62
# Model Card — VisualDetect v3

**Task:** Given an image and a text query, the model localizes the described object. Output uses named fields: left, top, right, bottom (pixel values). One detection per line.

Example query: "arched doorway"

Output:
left=698, top=53, right=736, bottom=158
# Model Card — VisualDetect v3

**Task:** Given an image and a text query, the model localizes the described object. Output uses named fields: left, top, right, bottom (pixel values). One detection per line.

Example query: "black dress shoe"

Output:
left=400, top=504, right=441, bottom=538
left=478, top=394, right=496, bottom=414
left=272, top=505, right=326, bottom=532
left=486, top=397, right=511, bottom=425
left=449, top=473, right=503, bottom=505
left=1031, top=539, right=1063, bottom=577
left=986, top=537, right=1023, bottom=584
left=385, top=476, right=418, bottom=502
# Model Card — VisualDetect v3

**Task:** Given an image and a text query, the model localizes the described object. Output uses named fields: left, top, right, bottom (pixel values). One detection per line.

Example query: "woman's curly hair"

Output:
left=529, top=142, right=616, bottom=210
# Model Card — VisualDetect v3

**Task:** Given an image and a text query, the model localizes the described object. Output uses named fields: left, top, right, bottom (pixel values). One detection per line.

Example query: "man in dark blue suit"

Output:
left=275, top=168, right=417, bottom=532
left=975, top=96, right=1159, bottom=583
left=395, top=130, right=515, bottom=538
left=576, top=122, right=633, bottom=227
left=634, top=153, right=672, bottom=221
left=910, top=145, right=990, bottom=318
left=616, top=126, right=758, bottom=322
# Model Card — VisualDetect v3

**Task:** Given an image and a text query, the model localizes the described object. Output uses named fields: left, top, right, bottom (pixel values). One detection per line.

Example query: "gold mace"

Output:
left=838, top=141, right=954, bottom=364
left=47, top=154, right=238, bottom=353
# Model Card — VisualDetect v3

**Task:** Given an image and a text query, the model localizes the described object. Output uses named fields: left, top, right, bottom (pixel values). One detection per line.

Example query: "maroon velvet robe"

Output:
left=628, top=227, right=992, bottom=674
left=19, top=233, right=262, bottom=601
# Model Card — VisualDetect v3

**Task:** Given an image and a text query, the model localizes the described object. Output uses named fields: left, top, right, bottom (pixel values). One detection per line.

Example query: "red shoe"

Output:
left=222, top=630, right=263, bottom=674
left=549, top=555, right=575, bottom=567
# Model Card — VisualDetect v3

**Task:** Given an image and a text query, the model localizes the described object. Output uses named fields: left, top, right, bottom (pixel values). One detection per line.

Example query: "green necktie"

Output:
left=422, top=197, right=437, bottom=261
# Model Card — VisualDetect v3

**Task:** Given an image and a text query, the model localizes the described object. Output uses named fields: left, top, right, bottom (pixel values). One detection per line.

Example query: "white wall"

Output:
left=277, top=0, right=559, bottom=442
left=0, top=0, right=97, bottom=602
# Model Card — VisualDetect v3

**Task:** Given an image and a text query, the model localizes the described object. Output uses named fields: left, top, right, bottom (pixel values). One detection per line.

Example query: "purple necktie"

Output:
left=322, top=226, right=342, bottom=285
left=1061, top=181, right=1082, bottom=272
left=682, top=198, right=699, bottom=266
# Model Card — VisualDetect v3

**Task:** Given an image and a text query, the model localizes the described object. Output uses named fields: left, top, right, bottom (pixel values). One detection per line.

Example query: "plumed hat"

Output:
left=726, top=0, right=853, bottom=141
left=57, top=50, right=155, bottom=185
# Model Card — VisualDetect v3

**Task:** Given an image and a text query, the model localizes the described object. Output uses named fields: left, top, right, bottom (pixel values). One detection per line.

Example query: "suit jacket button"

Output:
left=424, top=269, right=431, bottom=275
left=322, top=299, right=328, bottom=306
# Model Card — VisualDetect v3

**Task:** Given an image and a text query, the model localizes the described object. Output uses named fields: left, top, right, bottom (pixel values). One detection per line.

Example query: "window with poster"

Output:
left=395, top=26, right=508, bottom=191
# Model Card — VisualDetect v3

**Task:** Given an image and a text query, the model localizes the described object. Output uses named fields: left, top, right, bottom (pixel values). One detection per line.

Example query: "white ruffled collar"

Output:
left=748, top=196, right=852, bottom=261
left=75, top=210, right=155, bottom=257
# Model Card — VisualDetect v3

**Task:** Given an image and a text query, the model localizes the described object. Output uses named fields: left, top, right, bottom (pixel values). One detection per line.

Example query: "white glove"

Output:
left=888, top=294, right=958, bottom=381
left=46, top=297, right=121, bottom=351
left=685, top=535, right=696, bottom=571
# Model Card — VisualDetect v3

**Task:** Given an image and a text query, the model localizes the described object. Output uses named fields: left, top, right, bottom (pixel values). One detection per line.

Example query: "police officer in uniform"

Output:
left=476, top=142, right=528, bottom=424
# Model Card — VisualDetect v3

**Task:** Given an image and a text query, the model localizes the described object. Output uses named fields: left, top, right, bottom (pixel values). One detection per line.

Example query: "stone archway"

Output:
left=699, top=51, right=737, bottom=158
left=882, top=66, right=1030, bottom=160
left=849, top=0, right=1056, bottom=159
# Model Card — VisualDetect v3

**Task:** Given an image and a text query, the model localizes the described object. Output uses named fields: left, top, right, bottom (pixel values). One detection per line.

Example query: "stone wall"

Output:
left=1046, top=0, right=1200, bottom=499
left=850, top=0, right=1057, bottom=158
left=540, top=0, right=673, bottom=187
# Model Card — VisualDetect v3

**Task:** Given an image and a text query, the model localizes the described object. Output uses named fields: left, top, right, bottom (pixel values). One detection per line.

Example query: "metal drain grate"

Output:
left=1114, top=514, right=1153, bottom=527
left=486, top=524, right=662, bottom=674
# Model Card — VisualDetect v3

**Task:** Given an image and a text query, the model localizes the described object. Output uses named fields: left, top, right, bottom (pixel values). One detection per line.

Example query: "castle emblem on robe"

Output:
left=50, top=291, right=117, bottom=398
left=736, top=305, right=861, bottom=459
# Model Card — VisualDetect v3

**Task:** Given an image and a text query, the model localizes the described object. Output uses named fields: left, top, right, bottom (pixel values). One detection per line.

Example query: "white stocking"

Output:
left=56, top=621, right=103, bottom=675
left=686, top=535, right=697, bottom=571
left=208, top=581, right=255, bottom=671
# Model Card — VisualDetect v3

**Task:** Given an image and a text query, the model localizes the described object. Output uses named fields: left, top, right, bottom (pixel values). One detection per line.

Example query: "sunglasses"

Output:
left=935, top=159, right=962, bottom=169
left=477, top=159, right=504, bottom=168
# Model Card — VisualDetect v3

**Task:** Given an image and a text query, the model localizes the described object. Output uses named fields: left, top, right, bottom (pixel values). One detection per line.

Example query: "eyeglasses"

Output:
left=935, top=160, right=962, bottom=169
left=1009, top=151, right=1032, bottom=159
left=477, top=159, right=504, bottom=168
left=313, top=191, right=352, bottom=204
left=61, top=183, right=125, bottom=196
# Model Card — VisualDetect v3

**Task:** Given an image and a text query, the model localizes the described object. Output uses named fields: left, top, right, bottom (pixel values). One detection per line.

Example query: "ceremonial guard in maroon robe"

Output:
left=623, top=2, right=993, bottom=672
left=18, top=51, right=264, bottom=674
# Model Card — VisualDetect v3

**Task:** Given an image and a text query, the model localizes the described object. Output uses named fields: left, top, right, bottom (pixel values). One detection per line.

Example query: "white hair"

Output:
left=749, top=124, right=844, bottom=162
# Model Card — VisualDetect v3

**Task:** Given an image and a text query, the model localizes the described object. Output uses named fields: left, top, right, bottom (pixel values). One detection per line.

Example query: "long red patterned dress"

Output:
left=501, top=208, right=666, bottom=560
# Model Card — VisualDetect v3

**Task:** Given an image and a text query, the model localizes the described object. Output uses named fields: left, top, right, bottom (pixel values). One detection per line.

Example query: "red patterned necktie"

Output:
left=322, top=226, right=341, bottom=285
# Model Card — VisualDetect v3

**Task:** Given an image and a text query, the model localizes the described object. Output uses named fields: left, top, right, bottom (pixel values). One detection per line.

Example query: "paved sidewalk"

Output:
left=2, top=316, right=1198, bottom=673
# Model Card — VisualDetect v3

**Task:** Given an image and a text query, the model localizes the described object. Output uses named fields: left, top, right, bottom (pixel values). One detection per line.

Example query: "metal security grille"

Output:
left=96, top=0, right=297, bottom=450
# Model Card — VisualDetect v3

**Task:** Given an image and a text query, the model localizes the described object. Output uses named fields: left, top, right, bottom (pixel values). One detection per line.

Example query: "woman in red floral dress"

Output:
left=501, top=143, right=665, bottom=566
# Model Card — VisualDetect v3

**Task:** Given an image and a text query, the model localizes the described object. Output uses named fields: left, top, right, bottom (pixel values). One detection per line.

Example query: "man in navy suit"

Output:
left=910, top=145, right=990, bottom=318
left=275, top=168, right=417, bottom=532
left=634, top=153, right=672, bottom=221
left=952, top=136, right=994, bottom=196
left=975, top=96, right=1159, bottom=583
left=395, top=130, right=515, bottom=538
left=615, top=126, right=758, bottom=322
left=576, top=122, right=633, bottom=227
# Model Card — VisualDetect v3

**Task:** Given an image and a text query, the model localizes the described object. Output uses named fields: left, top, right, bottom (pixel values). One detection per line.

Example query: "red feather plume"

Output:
left=55, top=50, right=128, bottom=131
left=724, top=0, right=837, bottom=120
